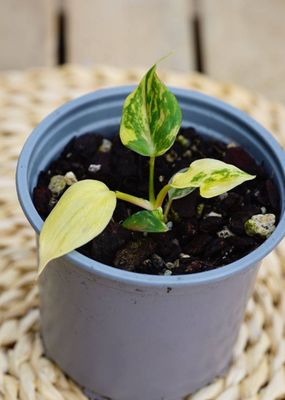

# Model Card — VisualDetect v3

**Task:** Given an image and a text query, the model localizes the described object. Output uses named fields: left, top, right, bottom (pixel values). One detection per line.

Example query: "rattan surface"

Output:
left=1, top=65, right=285, bottom=400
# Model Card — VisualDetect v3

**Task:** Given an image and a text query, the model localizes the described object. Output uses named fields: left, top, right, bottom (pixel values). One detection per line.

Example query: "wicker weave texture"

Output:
left=1, top=65, right=285, bottom=400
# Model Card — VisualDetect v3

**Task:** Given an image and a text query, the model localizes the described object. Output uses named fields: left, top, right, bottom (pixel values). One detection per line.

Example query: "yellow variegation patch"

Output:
left=171, top=158, right=255, bottom=198
left=39, top=180, right=116, bottom=275
left=120, top=64, right=182, bottom=157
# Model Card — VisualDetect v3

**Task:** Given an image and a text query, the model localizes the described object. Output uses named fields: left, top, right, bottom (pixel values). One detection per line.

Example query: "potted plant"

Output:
left=16, top=64, right=285, bottom=400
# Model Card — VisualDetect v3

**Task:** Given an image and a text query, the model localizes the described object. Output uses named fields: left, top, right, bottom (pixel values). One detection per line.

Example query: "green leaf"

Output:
left=171, top=158, right=255, bottom=198
left=122, top=209, right=169, bottom=232
left=168, top=168, right=195, bottom=200
left=39, top=180, right=116, bottom=275
left=119, top=64, right=182, bottom=157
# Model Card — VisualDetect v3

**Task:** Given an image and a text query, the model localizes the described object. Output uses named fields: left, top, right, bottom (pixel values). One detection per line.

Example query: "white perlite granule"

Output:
left=99, top=138, right=112, bottom=153
left=217, top=227, right=235, bottom=239
left=88, top=164, right=101, bottom=173
left=167, top=221, right=173, bottom=230
left=206, top=211, right=222, bottom=218
left=245, top=214, right=276, bottom=238
left=164, top=270, right=173, bottom=276
left=48, top=175, right=66, bottom=193
left=64, top=171, right=78, bottom=185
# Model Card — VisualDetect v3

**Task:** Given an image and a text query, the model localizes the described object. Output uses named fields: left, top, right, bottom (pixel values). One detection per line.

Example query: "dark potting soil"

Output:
left=33, top=128, right=280, bottom=275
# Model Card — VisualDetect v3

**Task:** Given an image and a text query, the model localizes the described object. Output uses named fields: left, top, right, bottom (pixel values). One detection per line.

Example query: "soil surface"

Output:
left=33, top=128, right=279, bottom=275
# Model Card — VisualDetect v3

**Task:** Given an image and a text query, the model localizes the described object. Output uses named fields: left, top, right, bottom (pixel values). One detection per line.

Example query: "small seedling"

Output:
left=38, top=63, right=255, bottom=274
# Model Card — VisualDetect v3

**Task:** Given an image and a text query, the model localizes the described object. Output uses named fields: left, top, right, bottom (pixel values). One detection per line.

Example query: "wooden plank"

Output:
left=65, top=0, right=194, bottom=71
left=200, top=0, right=285, bottom=102
left=0, top=0, right=57, bottom=70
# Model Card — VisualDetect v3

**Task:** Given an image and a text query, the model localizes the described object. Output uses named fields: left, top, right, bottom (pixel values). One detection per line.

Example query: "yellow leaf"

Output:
left=171, top=158, right=255, bottom=198
left=39, top=180, right=116, bottom=275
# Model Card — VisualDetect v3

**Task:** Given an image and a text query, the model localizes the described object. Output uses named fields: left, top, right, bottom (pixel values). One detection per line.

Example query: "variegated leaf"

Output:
left=168, top=168, right=196, bottom=200
left=171, top=158, right=255, bottom=198
left=120, top=64, right=182, bottom=156
left=39, top=180, right=116, bottom=275
left=122, top=209, right=168, bottom=232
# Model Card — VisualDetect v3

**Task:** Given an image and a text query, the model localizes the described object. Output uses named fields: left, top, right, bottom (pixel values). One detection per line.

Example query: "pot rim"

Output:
left=16, top=86, right=285, bottom=287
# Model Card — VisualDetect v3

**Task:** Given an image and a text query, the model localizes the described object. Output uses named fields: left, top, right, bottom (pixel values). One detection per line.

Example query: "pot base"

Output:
left=77, top=359, right=231, bottom=400
left=83, top=387, right=186, bottom=400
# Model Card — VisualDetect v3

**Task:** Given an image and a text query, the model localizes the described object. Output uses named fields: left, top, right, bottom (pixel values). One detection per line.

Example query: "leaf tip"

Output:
left=37, top=257, right=49, bottom=277
left=155, top=52, right=174, bottom=66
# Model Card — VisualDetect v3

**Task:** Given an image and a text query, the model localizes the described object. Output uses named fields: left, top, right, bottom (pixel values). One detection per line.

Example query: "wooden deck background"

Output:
left=0, top=0, right=284, bottom=103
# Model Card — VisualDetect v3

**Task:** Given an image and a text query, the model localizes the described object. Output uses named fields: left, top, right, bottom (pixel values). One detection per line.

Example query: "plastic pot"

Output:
left=16, top=87, right=285, bottom=400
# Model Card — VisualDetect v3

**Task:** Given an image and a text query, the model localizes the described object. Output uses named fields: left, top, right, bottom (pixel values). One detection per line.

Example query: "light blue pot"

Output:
left=16, top=87, right=285, bottom=400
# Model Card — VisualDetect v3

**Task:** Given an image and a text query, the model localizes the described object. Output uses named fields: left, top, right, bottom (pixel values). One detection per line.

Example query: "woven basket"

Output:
left=1, top=65, right=285, bottom=400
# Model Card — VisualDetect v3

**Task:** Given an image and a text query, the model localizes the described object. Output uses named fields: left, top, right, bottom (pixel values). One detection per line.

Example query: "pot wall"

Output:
left=40, top=256, right=259, bottom=400
left=17, top=87, right=285, bottom=400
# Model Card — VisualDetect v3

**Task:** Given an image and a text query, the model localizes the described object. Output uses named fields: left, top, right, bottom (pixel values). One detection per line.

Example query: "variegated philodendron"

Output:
left=38, top=63, right=255, bottom=275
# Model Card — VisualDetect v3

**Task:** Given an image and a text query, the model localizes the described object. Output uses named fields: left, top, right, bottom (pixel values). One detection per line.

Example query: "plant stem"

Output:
left=115, top=191, right=153, bottom=210
left=149, top=156, right=156, bottom=205
left=154, top=184, right=171, bottom=209
left=163, top=199, right=173, bottom=222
